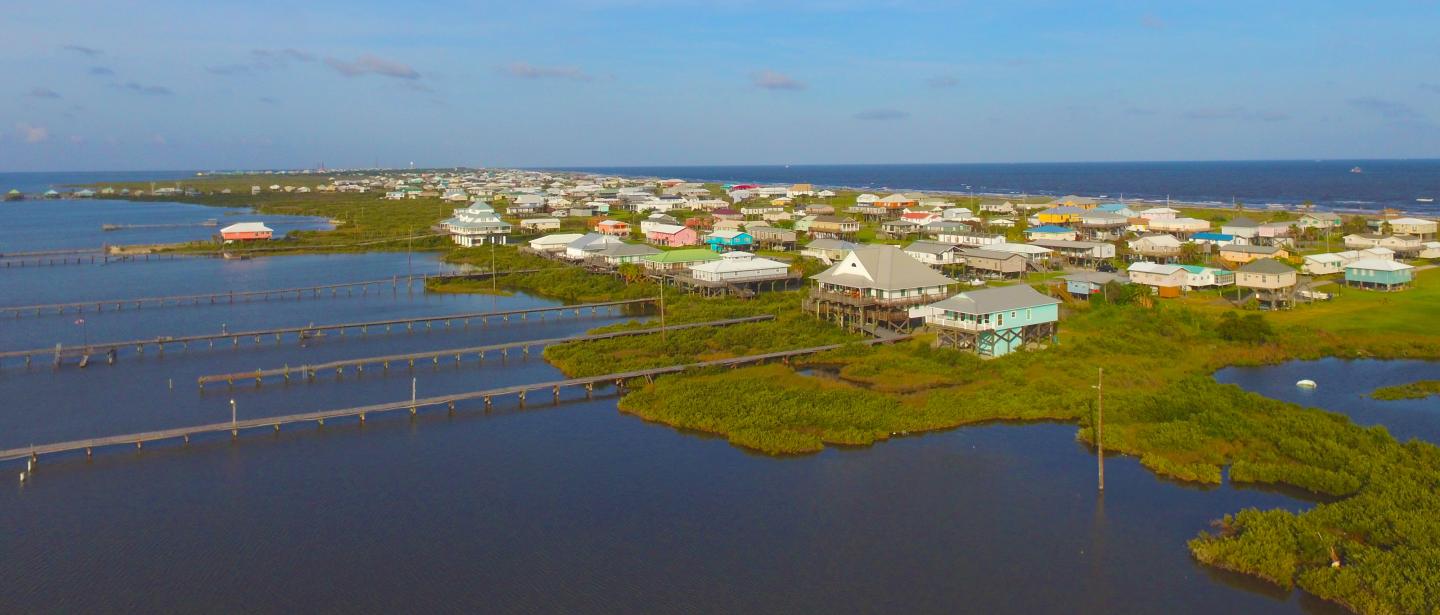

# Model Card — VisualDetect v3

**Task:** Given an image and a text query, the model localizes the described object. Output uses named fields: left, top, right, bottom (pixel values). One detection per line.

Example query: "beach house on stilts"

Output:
left=920, top=284, right=1060, bottom=357
left=806, top=245, right=955, bottom=334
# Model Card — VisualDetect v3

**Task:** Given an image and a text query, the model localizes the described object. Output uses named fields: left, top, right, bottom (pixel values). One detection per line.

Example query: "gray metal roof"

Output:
left=960, top=248, right=1026, bottom=261
left=903, top=240, right=961, bottom=255
left=812, top=245, right=956, bottom=290
left=805, top=238, right=857, bottom=250
left=928, top=284, right=1059, bottom=315
left=1223, top=244, right=1280, bottom=254
left=1062, top=272, right=1126, bottom=285
left=1238, top=258, right=1295, bottom=274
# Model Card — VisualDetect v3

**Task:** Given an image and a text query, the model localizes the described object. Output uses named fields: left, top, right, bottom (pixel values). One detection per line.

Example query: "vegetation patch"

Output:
left=1369, top=380, right=1440, bottom=401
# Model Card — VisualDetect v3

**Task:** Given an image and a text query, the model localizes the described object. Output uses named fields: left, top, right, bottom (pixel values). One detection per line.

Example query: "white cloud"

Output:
left=16, top=122, right=50, bottom=144
left=751, top=70, right=805, bottom=90
left=325, top=55, right=420, bottom=80
left=501, top=62, right=591, bottom=81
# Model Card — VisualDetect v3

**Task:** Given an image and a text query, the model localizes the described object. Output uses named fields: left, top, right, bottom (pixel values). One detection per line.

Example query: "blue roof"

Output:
left=1095, top=203, right=1129, bottom=212
left=1178, top=264, right=1232, bottom=274
left=1192, top=232, right=1234, bottom=241
left=1024, top=225, right=1075, bottom=234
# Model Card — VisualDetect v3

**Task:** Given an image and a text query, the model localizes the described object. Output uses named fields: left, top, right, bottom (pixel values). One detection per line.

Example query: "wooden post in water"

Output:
left=1096, top=367, right=1105, bottom=493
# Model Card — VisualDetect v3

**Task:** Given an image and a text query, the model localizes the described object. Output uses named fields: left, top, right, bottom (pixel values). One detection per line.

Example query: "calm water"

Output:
left=0, top=198, right=330, bottom=253
left=0, top=195, right=1348, bottom=613
left=1216, top=359, right=1440, bottom=445
left=557, top=160, right=1440, bottom=215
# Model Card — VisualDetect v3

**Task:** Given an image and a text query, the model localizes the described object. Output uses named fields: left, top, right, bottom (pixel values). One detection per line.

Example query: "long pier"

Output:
left=0, top=248, right=103, bottom=258
left=0, top=270, right=541, bottom=318
left=0, top=252, right=199, bottom=268
left=2, top=336, right=909, bottom=467
left=0, top=298, right=656, bottom=367
left=102, top=220, right=217, bottom=231
left=195, top=315, right=775, bottom=388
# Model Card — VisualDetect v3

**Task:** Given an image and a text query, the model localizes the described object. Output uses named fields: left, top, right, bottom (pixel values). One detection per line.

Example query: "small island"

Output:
left=1371, top=380, right=1440, bottom=400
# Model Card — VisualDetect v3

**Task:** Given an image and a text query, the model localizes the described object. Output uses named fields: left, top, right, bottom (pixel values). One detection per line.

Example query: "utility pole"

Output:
left=660, top=288, right=667, bottom=343
left=230, top=399, right=238, bottom=440
left=1095, top=367, right=1105, bottom=492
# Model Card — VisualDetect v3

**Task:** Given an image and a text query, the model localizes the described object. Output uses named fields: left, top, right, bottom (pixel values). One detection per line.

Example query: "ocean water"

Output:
left=555, top=160, right=1440, bottom=215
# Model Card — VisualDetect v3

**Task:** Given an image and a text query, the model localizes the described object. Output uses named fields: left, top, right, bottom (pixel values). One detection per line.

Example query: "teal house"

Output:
left=705, top=230, right=754, bottom=252
left=922, top=284, right=1060, bottom=356
left=1344, top=259, right=1415, bottom=290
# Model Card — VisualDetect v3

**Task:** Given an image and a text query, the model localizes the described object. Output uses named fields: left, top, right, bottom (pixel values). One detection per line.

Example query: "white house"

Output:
left=519, top=218, right=561, bottom=232
left=1389, top=217, right=1438, bottom=240
left=1148, top=217, right=1210, bottom=235
left=528, top=233, right=585, bottom=254
left=687, top=252, right=791, bottom=283
left=938, top=232, right=1005, bottom=248
left=441, top=202, right=512, bottom=246
left=1138, top=207, right=1180, bottom=221
left=1127, top=262, right=1187, bottom=290
left=902, top=241, right=965, bottom=267
left=564, top=233, right=625, bottom=260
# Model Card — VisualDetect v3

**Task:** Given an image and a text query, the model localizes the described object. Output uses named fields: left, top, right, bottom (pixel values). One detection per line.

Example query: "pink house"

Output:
left=645, top=223, right=700, bottom=247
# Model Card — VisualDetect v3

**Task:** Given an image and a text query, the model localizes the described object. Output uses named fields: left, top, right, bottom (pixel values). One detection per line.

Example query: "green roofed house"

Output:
left=1344, top=259, right=1415, bottom=291
left=642, top=248, right=721, bottom=273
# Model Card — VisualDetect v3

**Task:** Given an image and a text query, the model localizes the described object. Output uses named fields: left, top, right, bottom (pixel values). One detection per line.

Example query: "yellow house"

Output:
left=1219, top=244, right=1289, bottom=264
left=1037, top=206, right=1086, bottom=225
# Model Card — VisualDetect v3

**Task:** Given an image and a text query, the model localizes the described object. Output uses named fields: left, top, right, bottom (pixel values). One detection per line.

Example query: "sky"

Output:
left=2, top=0, right=1439, bottom=171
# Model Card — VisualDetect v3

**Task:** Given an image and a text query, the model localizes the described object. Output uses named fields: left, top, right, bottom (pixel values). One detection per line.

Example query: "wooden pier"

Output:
left=0, top=298, right=656, bottom=368
left=0, top=270, right=541, bottom=318
left=1, top=252, right=199, bottom=268
left=1, top=336, right=909, bottom=466
left=195, top=315, right=774, bottom=388
left=102, top=220, right=218, bottom=231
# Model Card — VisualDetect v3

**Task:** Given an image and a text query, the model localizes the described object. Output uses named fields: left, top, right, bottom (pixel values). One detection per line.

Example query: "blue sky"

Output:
left=2, top=0, right=1438, bottom=171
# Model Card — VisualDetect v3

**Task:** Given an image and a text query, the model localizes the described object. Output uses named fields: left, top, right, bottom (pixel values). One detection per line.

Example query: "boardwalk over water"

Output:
left=0, top=270, right=541, bottom=318
left=196, top=315, right=774, bottom=388
left=2, top=336, right=909, bottom=466
left=0, top=252, right=199, bottom=268
left=0, top=298, right=656, bottom=367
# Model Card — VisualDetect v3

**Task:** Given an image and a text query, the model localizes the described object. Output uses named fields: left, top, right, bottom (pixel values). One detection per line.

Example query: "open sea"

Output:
left=555, top=160, right=1440, bottom=215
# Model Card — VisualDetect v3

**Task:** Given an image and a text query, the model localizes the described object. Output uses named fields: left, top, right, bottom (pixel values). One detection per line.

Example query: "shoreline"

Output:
left=553, top=168, right=1438, bottom=218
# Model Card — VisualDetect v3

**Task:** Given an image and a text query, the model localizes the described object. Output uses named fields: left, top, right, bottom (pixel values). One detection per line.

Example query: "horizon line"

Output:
left=6, top=157, right=1440, bottom=175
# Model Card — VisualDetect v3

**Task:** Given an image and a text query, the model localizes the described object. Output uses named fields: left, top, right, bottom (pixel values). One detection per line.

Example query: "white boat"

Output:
left=1418, top=198, right=1435, bottom=203
left=1296, top=379, right=1317, bottom=389
left=1350, top=166, right=1363, bottom=174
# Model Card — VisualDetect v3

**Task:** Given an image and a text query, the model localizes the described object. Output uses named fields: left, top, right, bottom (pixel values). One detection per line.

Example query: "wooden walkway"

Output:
left=0, top=270, right=541, bottom=318
left=102, top=220, right=217, bottom=231
left=0, top=298, right=655, bottom=367
left=195, top=315, right=774, bottom=388
left=1, top=336, right=909, bottom=465
left=0, top=252, right=198, bottom=268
